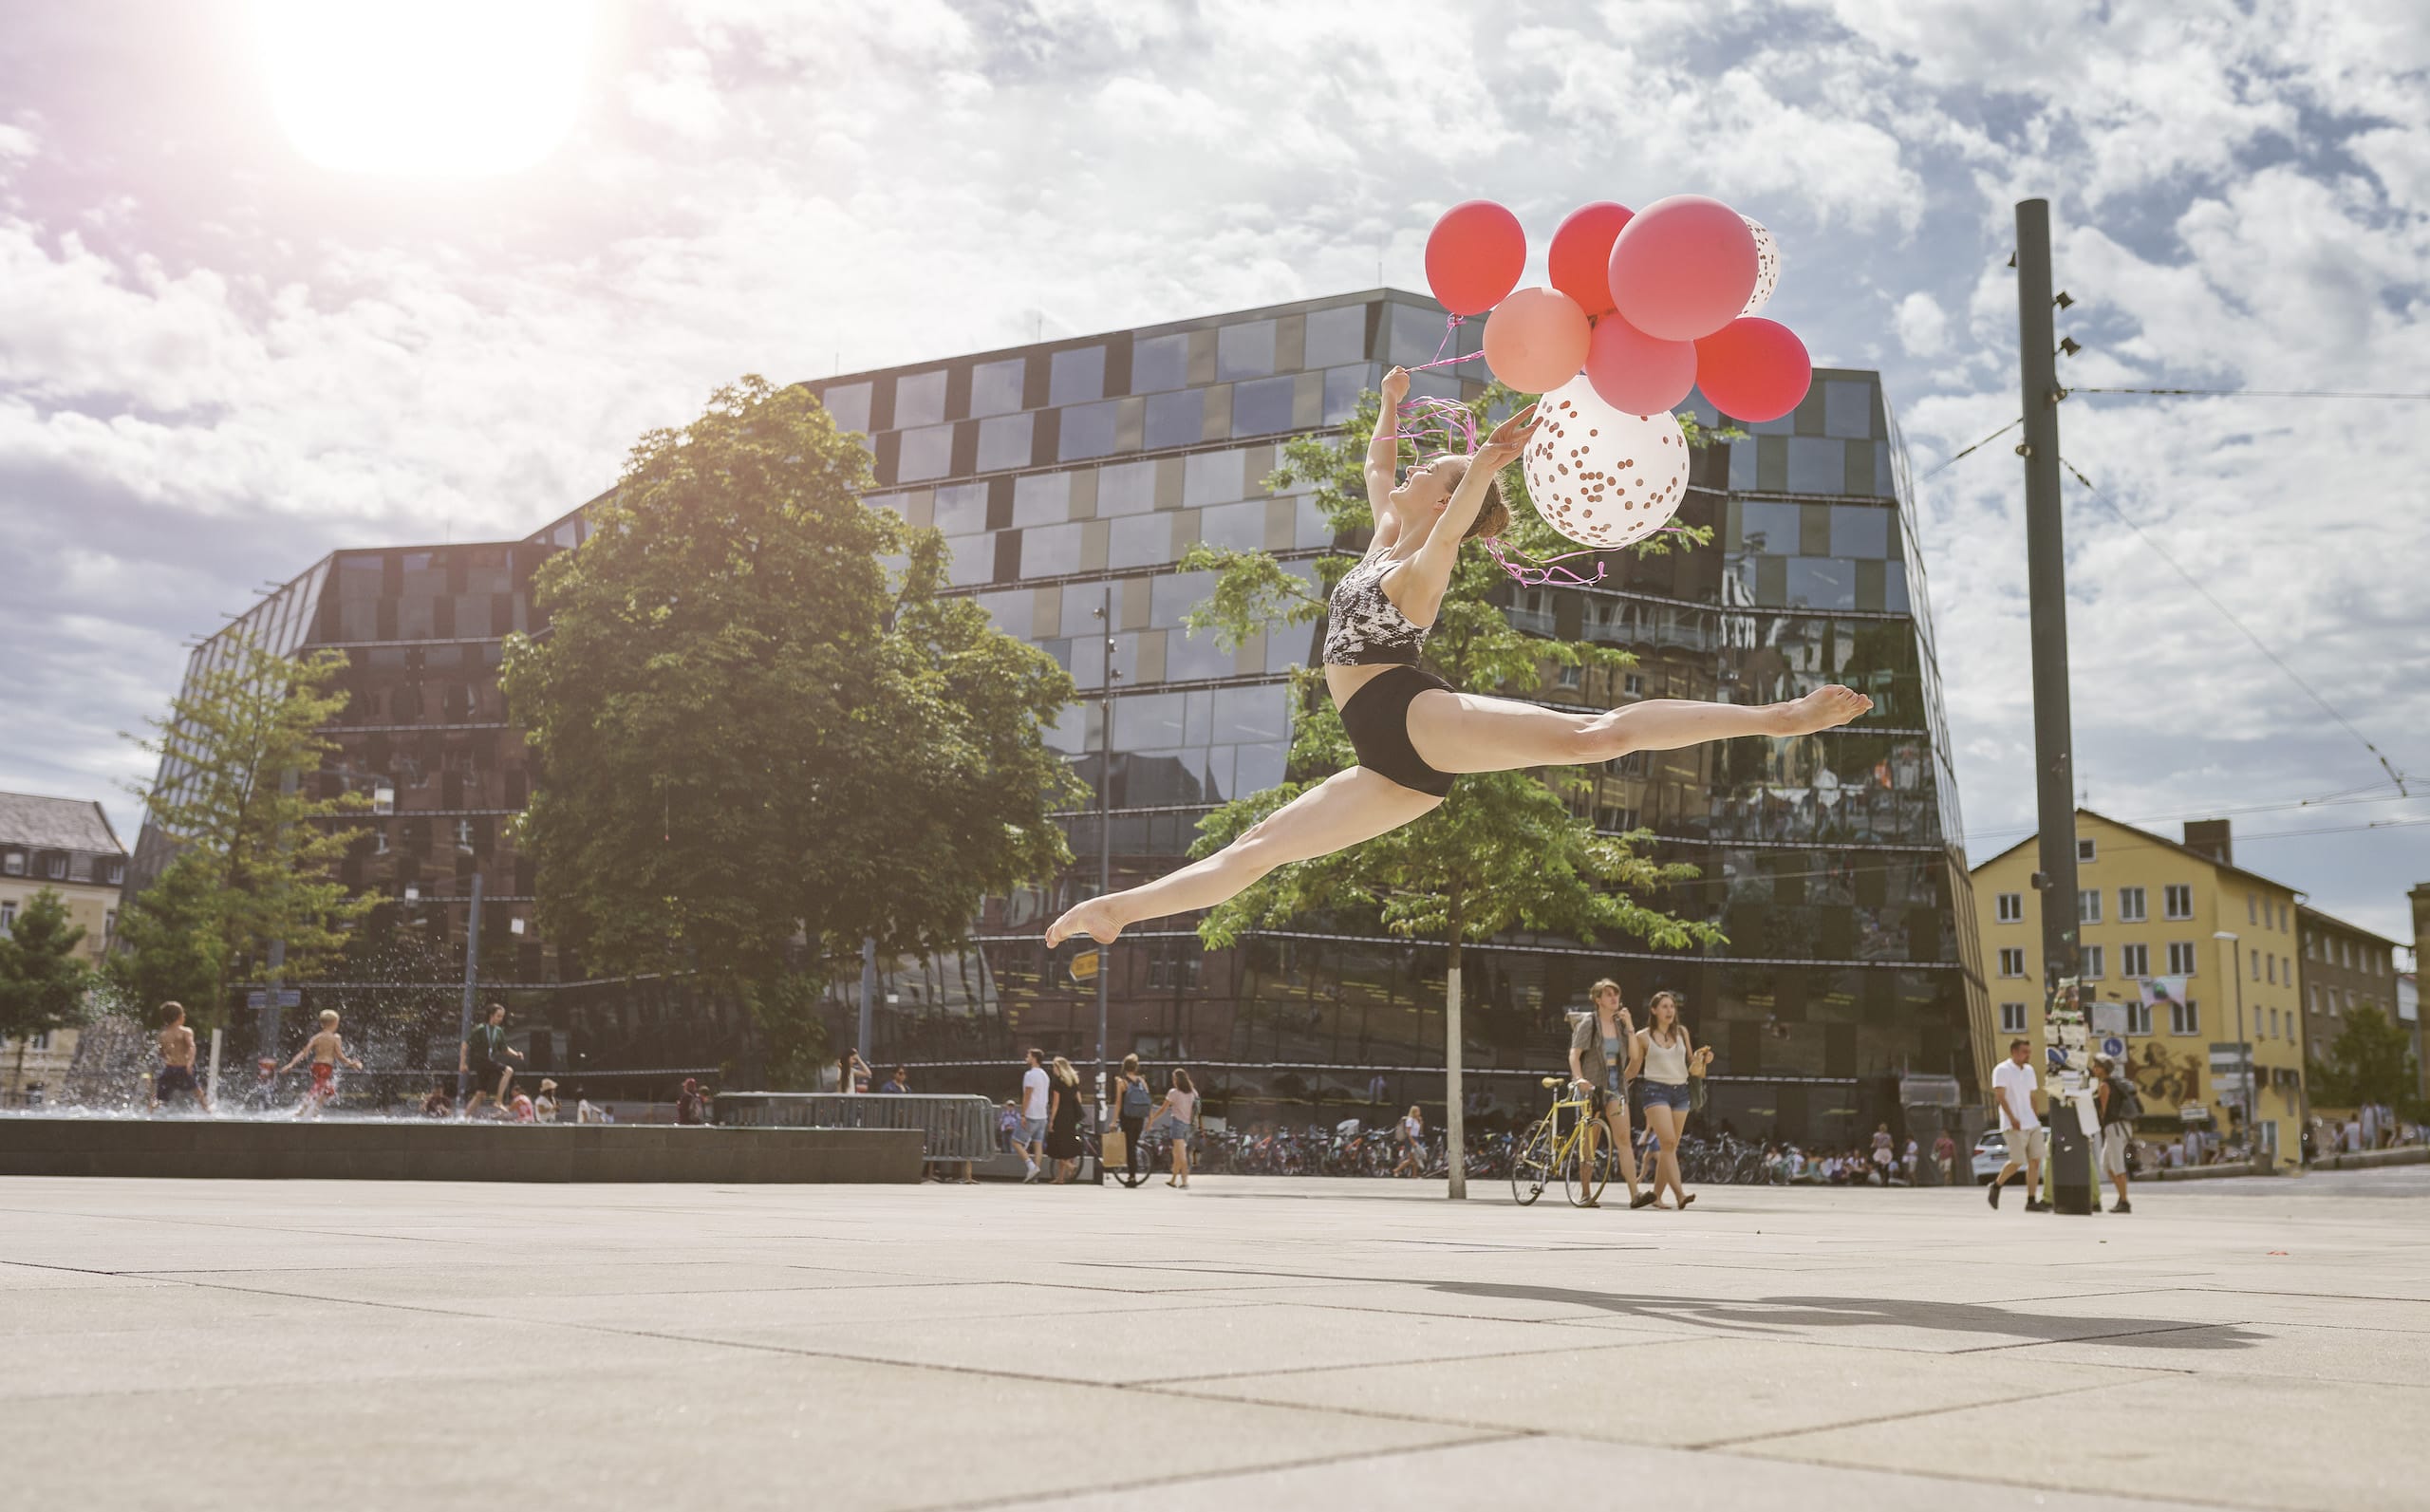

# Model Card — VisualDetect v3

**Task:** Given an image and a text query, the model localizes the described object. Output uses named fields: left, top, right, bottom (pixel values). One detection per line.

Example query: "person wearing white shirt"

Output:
left=1988, top=1037, right=2048, bottom=1211
left=1018, top=1048, right=1052, bottom=1184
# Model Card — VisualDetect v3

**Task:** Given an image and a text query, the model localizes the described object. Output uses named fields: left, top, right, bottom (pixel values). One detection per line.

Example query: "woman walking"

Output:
left=1392, top=1104, right=1427, bottom=1178
left=1569, top=979, right=1653, bottom=1209
left=1045, top=1055, right=1086, bottom=1185
left=1112, top=1054, right=1154, bottom=1184
left=1046, top=367, right=1869, bottom=952
left=1631, top=991, right=1712, bottom=1209
left=1151, top=1069, right=1199, bottom=1187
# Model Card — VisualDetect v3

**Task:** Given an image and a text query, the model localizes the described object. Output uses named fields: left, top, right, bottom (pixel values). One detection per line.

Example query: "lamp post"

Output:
left=2213, top=930, right=2256, bottom=1158
left=1091, top=580, right=1118, bottom=1184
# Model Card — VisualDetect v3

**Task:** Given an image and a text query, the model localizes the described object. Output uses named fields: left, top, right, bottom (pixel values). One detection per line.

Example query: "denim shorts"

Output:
left=1019, top=1116, right=1047, bottom=1145
left=1638, top=1079, right=1693, bottom=1112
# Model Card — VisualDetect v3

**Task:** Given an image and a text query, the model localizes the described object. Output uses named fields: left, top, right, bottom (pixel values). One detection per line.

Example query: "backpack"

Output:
left=2106, top=1075, right=2143, bottom=1126
left=1122, top=1076, right=1152, bottom=1117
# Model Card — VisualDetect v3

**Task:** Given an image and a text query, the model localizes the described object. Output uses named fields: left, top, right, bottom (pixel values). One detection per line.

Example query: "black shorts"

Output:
left=1338, top=664, right=1456, bottom=797
left=157, top=1065, right=198, bottom=1101
left=473, top=1061, right=508, bottom=1090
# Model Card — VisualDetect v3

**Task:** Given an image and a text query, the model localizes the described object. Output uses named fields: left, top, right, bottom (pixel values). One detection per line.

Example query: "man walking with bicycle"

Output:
left=1568, top=979, right=1654, bottom=1210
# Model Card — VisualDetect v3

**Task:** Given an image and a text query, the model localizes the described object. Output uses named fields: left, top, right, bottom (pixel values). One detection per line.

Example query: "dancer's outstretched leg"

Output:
left=1408, top=684, right=1872, bottom=775
left=1044, top=767, right=1441, bottom=946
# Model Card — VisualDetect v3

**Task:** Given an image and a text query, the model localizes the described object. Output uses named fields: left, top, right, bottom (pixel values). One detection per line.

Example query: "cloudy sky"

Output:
left=2, top=0, right=2424, bottom=946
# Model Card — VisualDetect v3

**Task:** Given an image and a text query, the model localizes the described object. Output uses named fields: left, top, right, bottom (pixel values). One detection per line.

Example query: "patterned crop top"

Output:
left=1321, top=553, right=1430, bottom=666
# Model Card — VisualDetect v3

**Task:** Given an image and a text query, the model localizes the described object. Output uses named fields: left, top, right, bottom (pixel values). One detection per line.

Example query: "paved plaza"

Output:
left=4, top=1167, right=2426, bottom=1511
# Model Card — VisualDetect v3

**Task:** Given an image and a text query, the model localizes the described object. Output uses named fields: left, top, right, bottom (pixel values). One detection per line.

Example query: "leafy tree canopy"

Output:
left=0, top=887, right=97, bottom=1089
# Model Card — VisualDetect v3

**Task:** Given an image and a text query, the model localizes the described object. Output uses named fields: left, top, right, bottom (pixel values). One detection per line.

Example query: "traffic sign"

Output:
left=2101, top=1035, right=2126, bottom=1060
left=245, top=988, right=304, bottom=1010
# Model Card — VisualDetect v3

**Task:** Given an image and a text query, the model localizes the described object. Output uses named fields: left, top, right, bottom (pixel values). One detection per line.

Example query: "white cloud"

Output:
left=1894, top=290, right=1948, bottom=355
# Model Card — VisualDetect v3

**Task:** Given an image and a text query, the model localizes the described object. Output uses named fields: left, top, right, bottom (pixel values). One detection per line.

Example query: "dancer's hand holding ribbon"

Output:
left=1474, top=402, right=1540, bottom=472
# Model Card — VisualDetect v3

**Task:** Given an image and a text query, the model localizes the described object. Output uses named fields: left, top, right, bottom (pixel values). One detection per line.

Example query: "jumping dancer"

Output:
left=1047, top=365, right=1872, bottom=949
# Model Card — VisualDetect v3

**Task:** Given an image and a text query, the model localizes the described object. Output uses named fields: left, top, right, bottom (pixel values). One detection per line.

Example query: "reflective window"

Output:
left=1144, top=388, right=1204, bottom=451
left=1132, top=333, right=1188, bottom=393
left=1060, top=400, right=1120, bottom=460
left=969, top=360, right=1025, bottom=418
left=894, top=370, right=947, bottom=429
left=974, top=590, right=1026, bottom=636
left=1150, top=570, right=1217, bottom=629
left=1012, top=472, right=1070, bottom=528
left=1165, top=630, right=1234, bottom=681
left=1108, top=513, right=1169, bottom=569
left=1785, top=557, right=1856, bottom=610
left=1050, top=345, right=1106, bottom=406
left=1294, top=497, right=1334, bottom=549
left=1114, top=692, right=1187, bottom=749
left=1235, top=740, right=1288, bottom=794
left=1829, top=505, right=1889, bottom=559
left=1305, top=305, right=1367, bottom=367
left=1096, top=459, right=1157, bottom=516
left=1200, top=499, right=1265, bottom=552
left=1324, top=364, right=1374, bottom=423
left=1389, top=302, right=1449, bottom=366
left=1785, top=438, right=1845, bottom=495
left=1823, top=380, right=1873, bottom=439
left=822, top=382, right=872, bottom=434
left=977, top=412, right=1033, bottom=472
left=1184, top=449, right=1244, bottom=506
left=1739, top=500, right=1802, bottom=552
left=1023, top=523, right=1084, bottom=577
left=1061, top=585, right=1111, bottom=638
left=942, top=534, right=993, bottom=587
left=1232, top=374, right=1297, bottom=436
left=1213, top=684, right=1289, bottom=743
left=1218, top=320, right=1276, bottom=381
left=897, top=423, right=953, bottom=482
left=932, top=482, right=989, bottom=535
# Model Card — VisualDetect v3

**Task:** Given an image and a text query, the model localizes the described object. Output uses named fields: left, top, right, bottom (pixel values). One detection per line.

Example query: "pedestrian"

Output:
left=1367, top=1071, right=1389, bottom=1105
left=575, top=1092, right=607, bottom=1124
left=837, top=1048, right=871, bottom=1095
left=282, top=1010, right=362, bottom=1119
left=421, top=1081, right=452, bottom=1119
left=505, top=1076, right=535, bottom=1122
left=2093, top=1054, right=2138, bottom=1214
left=675, top=1076, right=710, bottom=1125
left=1567, top=978, right=1651, bottom=1208
left=1392, top=1103, right=1426, bottom=1178
left=1870, top=1122, right=1895, bottom=1183
left=1045, top=1055, right=1084, bottom=1184
left=1933, top=1129, right=1956, bottom=1185
left=1988, top=1037, right=2048, bottom=1211
left=996, top=1097, right=1021, bottom=1155
left=151, top=1002, right=210, bottom=1114
left=533, top=1078, right=560, bottom=1123
left=1018, top=1049, right=1051, bottom=1183
left=878, top=1066, right=909, bottom=1094
left=459, top=1003, right=522, bottom=1119
left=1151, top=1069, right=1198, bottom=1188
left=1112, top=1054, right=1153, bottom=1184
left=1630, top=990, right=1710, bottom=1209
left=1901, top=1136, right=1919, bottom=1185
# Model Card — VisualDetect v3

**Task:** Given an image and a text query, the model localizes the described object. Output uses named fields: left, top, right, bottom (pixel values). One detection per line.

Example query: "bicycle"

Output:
left=1508, top=1077, right=1611, bottom=1208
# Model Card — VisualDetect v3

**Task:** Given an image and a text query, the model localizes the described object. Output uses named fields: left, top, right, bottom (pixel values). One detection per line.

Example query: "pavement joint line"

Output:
left=1709, top=1428, right=2327, bottom=1512
left=1686, top=1374, right=2152, bottom=1452
left=0, top=1205, right=491, bottom=1249
left=907, top=1430, right=1535, bottom=1512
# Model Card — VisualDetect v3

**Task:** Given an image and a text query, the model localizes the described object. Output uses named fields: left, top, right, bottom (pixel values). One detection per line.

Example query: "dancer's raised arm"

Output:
left=1361, top=366, right=1411, bottom=554
left=1391, top=403, right=1537, bottom=625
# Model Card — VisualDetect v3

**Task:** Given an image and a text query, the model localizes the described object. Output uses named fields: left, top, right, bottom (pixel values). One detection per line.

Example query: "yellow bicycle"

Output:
left=1510, top=1075, right=1612, bottom=1207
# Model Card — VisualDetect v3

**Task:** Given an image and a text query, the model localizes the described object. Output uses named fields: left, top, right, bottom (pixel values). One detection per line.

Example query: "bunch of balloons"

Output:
left=1423, top=196, right=1812, bottom=551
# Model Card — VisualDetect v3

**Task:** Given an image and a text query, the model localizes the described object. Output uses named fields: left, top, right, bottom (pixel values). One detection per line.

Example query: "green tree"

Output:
left=2309, top=1004, right=2423, bottom=1116
left=1181, top=385, right=1729, bottom=1195
left=127, top=631, right=373, bottom=1028
left=0, top=887, right=97, bottom=1096
left=103, top=849, right=228, bottom=1023
left=501, top=376, right=1083, bottom=1086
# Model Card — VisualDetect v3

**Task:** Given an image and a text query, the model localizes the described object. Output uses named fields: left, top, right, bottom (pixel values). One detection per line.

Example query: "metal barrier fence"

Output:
left=714, top=1092, right=998, bottom=1163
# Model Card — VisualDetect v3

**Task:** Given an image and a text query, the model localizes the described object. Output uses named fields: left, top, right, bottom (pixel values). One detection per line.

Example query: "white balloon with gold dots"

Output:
left=1522, top=376, right=1692, bottom=550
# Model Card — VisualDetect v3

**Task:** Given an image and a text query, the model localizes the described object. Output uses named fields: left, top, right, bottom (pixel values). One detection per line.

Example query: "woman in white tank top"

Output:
left=1630, top=991, right=1712, bottom=1210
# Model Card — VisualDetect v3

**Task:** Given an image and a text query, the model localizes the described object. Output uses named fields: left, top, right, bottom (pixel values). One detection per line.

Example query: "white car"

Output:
left=1972, top=1131, right=2025, bottom=1185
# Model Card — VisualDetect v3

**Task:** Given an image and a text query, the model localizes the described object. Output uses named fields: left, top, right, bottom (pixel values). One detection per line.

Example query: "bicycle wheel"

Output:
left=1508, top=1120, right=1556, bottom=1206
left=1563, top=1134, right=1612, bottom=1207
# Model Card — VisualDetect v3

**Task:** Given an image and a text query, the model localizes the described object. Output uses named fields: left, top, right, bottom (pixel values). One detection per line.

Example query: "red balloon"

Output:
left=1547, top=201, right=1633, bottom=317
left=1608, top=195, right=1759, bottom=342
left=1583, top=312, right=1696, bottom=416
left=1481, top=287, right=1592, bottom=393
left=1694, top=317, right=1812, bottom=423
left=1425, top=199, right=1526, bottom=317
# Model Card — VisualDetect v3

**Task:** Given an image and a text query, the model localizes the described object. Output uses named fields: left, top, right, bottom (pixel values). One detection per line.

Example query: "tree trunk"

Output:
left=1445, top=889, right=1466, bottom=1201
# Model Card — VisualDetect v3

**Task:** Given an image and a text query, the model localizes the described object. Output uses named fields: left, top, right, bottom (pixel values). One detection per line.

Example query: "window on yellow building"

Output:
left=2082, top=945, right=2104, bottom=980
left=2170, top=998, right=2199, bottom=1036
left=2121, top=943, right=2149, bottom=977
left=2167, top=942, right=2198, bottom=975
left=2000, top=1002, right=2028, bottom=1034
left=2119, top=887, right=2147, bottom=923
left=1998, top=948, right=2027, bottom=978
left=1996, top=892, right=2023, bottom=924
left=2164, top=885, right=2193, bottom=920
left=2127, top=999, right=2153, bottom=1036
left=2079, top=889, right=2101, bottom=924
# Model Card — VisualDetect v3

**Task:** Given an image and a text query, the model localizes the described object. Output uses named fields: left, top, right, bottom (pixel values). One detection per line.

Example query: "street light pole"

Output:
left=455, top=871, right=484, bottom=1105
left=1093, top=579, right=1117, bottom=1184
left=2214, top=930, right=2256, bottom=1157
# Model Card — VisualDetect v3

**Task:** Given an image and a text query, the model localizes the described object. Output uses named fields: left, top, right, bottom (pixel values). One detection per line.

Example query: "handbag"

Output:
left=1100, top=1128, right=1128, bottom=1168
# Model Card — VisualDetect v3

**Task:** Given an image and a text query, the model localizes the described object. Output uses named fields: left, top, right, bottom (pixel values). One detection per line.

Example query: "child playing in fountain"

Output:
left=281, top=1009, right=363, bottom=1119
left=151, top=1001, right=211, bottom=1114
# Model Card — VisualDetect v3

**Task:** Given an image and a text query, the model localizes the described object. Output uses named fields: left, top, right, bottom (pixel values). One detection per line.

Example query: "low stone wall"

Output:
left=2306, top=1145, right=2429, bottom=1172
left=0, top=1117, right=924, bottom=1184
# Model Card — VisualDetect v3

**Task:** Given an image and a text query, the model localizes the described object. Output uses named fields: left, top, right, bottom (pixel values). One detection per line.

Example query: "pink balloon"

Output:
left=1547, top=201, right=1633, bottom=317
left=1583, top=312, right=1697, bottom=416
left=1481, top=287, right=1592, bottom=393
left=1607, top=195, right=1760, bottom=342
left=1694, top=317, right=1812, bottom=422
left=1425, top=200, right=1526, bottom=317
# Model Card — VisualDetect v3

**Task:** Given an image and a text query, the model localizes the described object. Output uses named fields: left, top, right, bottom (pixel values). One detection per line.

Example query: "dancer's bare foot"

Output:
left=1045, top=896, right=1125, bottom=948
left=1773, top=684, right=1872, bottom=736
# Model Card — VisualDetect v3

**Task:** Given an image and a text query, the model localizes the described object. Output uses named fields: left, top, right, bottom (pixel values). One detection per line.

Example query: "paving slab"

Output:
left=1, top=1167, right=2424, bottom=1511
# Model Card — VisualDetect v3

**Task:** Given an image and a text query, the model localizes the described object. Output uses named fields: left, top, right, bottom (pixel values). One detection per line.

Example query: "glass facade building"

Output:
left=132, top=289, right=1986, bottom=1134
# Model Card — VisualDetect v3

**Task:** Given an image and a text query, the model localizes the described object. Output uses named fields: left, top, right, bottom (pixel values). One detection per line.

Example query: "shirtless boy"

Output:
left=152, top=1002, right=210, bottom=1113
left=281, top=1009, right=363, bottom=1118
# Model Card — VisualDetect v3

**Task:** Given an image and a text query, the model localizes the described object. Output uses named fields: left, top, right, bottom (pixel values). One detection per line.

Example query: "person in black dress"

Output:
left=1045, top=1055, right=1086, bottom=1184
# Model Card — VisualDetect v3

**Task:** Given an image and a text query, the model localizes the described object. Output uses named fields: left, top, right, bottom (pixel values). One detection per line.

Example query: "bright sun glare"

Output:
left=252, top=0, right=592, bottom=177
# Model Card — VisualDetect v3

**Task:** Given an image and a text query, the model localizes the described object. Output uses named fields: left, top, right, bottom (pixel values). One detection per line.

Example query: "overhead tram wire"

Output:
left=1920, top=417, right=2022, bottom=478
left=2074, top=386, right=2430, bottom=400
left=2058, top=456, right=2410, bottom=797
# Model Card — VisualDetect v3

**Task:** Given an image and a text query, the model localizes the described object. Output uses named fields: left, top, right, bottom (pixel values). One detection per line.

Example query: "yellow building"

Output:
left=1969, top=811, right=2305, bottom=1163
left=1, top=793, right=129, bottom=1105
